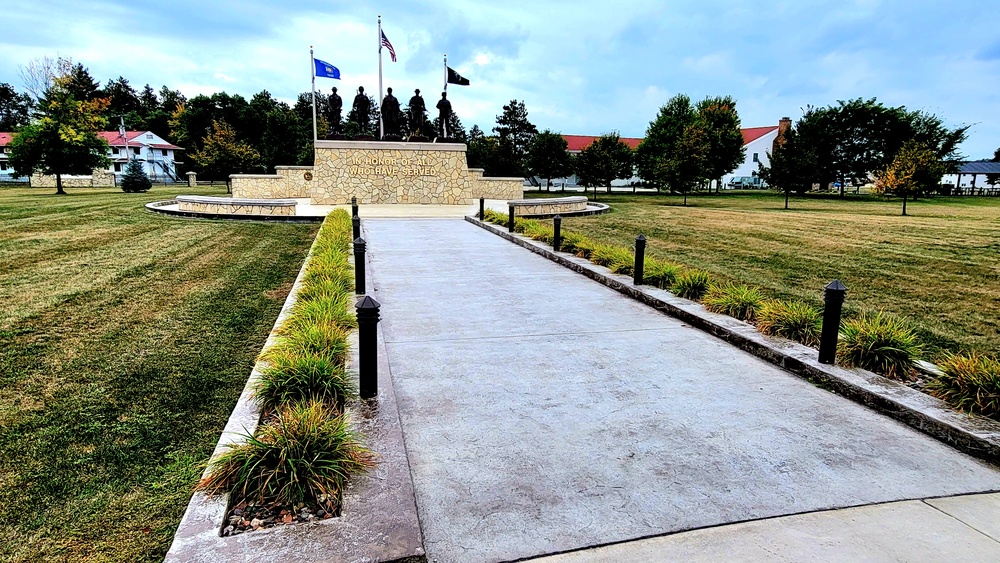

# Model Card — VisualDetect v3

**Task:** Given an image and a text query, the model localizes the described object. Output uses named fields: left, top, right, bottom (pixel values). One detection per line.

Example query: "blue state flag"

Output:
left=314, top=58, right=341, bottom=79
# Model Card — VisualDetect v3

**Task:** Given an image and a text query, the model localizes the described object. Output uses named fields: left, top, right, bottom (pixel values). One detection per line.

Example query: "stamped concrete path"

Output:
left=364, top=218, right=1000, bottom=562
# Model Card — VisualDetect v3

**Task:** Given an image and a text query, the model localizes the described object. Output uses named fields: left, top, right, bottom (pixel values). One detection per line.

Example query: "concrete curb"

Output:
left=466, top=216, right=1000, bottom=463
left=145, top=200, right=324, bottom=223
left=165, top=222, right=425, bottom=562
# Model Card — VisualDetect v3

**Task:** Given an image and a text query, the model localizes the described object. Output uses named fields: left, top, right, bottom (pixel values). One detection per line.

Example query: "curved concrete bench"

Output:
left=508, top=196, right=588, bottom=216
left=176, top=195, right=298, bottom=216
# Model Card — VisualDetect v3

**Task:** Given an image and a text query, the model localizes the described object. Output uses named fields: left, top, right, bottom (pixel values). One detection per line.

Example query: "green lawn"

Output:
left=0, top=186, right=317, bottom=561
left=543, top=191, right=1000, bottom=360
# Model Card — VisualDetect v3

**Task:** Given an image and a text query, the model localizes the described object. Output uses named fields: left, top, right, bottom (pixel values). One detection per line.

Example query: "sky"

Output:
left=3, top=0, right=1000, bottom=157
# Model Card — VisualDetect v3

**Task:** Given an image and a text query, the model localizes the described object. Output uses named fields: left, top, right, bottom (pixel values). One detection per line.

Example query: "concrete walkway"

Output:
left=364, top=219, right=1000, bottom=563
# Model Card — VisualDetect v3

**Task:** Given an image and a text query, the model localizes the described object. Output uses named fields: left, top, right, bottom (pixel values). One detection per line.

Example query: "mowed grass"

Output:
left=0, top=187, right=318, bottom=562
left=541, top=191, right=1000, bottom=360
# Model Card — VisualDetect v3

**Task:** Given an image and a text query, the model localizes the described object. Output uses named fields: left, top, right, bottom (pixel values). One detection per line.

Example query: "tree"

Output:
left=467, top=125, right=504, bottom=176
left=757, top=128, right=818, bottom=209
left=65, top=63, right=101, bottom=102
left=986, top=147, right=1000, bottom=187
left=0, top=83, right=32, bottom=130
left=432, top=111, right=467, bottom=142
left=574, top=133, right=634, bottom=197
left=873, top=140, right=946, bottom=216
left=696, top=96, right=745, bottom=193
left=102, top=76, right=140, bottom=117
left=9, top=78, right=110, bottom=194
left=636, top=94, right=695, bottom=192
left=528, top=130, right=572, bottom=191
left=18, top=56, right=73, bottom=100
left=493, top=100, right=538, bottom=177
left=654, top=123, right=710, bottom=205
left=120, top=159, right=152, bottom=193
left=188, top=120, right=263, bottom=180
left=346, top=95, right=379, bottom=138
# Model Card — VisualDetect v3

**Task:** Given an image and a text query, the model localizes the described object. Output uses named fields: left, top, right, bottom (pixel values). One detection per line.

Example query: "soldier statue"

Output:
left=436, top=92, right=452, bottom=138
left=381, top=87, right=400, bottom=138
left=327, top=87, right=342, bottom=135
left=407, top=89, right=426, bottom=136
left=352, top=86, right=371, bottom=134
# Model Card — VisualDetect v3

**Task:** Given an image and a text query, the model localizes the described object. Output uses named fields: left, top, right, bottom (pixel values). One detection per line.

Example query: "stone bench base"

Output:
left=508, top=196, right=588, bottom=216
left=176, top=195, right=297, bottom=216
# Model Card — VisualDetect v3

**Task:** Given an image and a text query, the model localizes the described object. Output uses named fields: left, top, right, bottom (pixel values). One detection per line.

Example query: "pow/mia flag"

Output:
left=447, top=66, right=470, bottom=86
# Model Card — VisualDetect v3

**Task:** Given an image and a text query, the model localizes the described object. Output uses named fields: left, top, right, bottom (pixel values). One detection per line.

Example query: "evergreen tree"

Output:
left=493, top=100, right=538, bottom=177
left=432, top=111, right=468, bottom=142
left=102, top=76, right=140, bottom=116
left=120, top=158, right=152, bottom=193
left=65, top=63, right=101, bottom=102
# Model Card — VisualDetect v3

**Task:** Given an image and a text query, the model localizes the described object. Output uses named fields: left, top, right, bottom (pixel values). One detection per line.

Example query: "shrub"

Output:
left=120, top=159, right=152, bottom=193
left=757, top=300, right=822, bottom=346
left=837, top=310, right=922, bottom=380
left=591, top=244, right=634, bottom=275
left=671, top=270, right=711, bottom=300
left=702, top=283, right=763, bottom=322
left=642, top=258, right=682, bottom=289
left=926, top=353, right=1000, bottom=419
left=256, top=352, right=356, bottom=413
left=196, top=401, right=374, bottom=511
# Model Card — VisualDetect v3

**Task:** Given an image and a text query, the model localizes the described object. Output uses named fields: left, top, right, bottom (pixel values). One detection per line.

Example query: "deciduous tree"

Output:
left=636, top=94, right=695, bottom=192
left=696, top=96, right=745, bottom=193
left=575, top=133, right=634, bottom=197
left=188, top=120, right=263, bottom=181
left=528, top=130, right=572, bottom=191
left=0, top=83, right=32, bottom=130
left=873, top=140, right=946, bottom=215
left=654, top=123, right=710, bottom=205
left=9, top=77, right=110, bottom=194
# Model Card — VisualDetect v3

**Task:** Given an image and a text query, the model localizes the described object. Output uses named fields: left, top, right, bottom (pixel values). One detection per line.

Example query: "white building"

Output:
left=721, top=118, right=791, bottom=188
left=0, top=130, right=183, bottom=183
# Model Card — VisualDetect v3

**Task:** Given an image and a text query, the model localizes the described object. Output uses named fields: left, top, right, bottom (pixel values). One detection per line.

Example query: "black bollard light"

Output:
left=479, top=197, right=485, bottom=221
left=818, top=280, right=848, bottom=364
left=634, top=234, right=646, bottom=285
left=353, top=237, right=366, bottom=294
left=352, top=214, right=361, bottom=241
left=356, top=295, right=381, bottom=399
left=508, top=204, right=515, bottom=233
left=553, top=215, right=562, bottom=252
left=351, top=196, right=358, bottom=218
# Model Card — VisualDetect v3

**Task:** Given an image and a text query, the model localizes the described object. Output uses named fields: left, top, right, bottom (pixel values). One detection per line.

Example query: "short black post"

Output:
left=508, top=204, right=515, bottom=233
left=356, top=295, right=381, bottom=400
left=818, top=280, right=847, bottom=364
left=634, top=234, right=646, bottom=285
left=351, top=196, right=358, bottom=218
left=353, top=237, right=366, bottom=294
left=553, top=215, right=562, bottom=252
left=352, top=214, right=360, bottom=241
left=479, top=197, right=485, bottom=220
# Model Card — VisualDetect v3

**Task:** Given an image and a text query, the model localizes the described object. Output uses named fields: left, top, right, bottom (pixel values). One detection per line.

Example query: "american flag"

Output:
left=381, top=30, right=396, bottom=62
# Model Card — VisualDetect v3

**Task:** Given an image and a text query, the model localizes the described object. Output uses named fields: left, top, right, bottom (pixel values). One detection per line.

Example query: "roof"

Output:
left=0, top=131, right=182, bottom=150
left=741, top=126, right=778, bottom=145
left=562, top=135, right=643, bottom=152
left=958, top=160, right=1000, bottom=174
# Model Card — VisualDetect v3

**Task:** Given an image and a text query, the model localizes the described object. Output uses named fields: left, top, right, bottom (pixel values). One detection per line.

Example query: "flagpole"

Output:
left=378, top=15, right=384, bottom=139
left=442, top=54, right=448, bottom=138
left=310, top=46, right=317, bottom=144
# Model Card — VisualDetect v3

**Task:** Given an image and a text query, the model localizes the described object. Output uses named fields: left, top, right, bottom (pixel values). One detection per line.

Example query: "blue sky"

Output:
left=3, top=0, right=999, bottom=157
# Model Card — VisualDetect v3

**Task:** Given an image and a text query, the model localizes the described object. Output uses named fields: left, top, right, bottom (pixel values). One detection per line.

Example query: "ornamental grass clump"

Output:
left=590, top=244, right=634, bottom=275
left=521, top=221, right=554, bottom=243
left=255, top=352, right=356, bottom=413
left=284, top=292, right=357, bottom=332
left=926, top=353, right=1000, bottom=419
left=671, top=270, right=712, bottom=300
left=702, top=283, right=764, bottom=322
left=196, top=401, right=374, bottom=512
left=756, top=300, right=822, bottom=346
left=837, top=310, right=922, bottom=380
left=642, top=258, right=682, bottom=289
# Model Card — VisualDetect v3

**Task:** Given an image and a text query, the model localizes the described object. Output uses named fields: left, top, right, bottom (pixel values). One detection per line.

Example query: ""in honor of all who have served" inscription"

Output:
left=347, top=155, right=436, bottom=177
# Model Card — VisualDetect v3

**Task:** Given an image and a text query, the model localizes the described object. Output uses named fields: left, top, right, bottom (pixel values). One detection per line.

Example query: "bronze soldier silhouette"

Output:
left=407, top=89, right=425, bottom=137
left=352, top=86, right=371, bottom=134
left=381, top=87, right=400, bottom=138
left=436, top=92, right=452, bottom=138
left=327, top=87, right=342, bottom=135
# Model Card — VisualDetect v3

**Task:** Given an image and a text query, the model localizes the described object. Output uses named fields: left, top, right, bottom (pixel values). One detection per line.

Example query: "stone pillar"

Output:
left=186, top=171, right=197, bottom=187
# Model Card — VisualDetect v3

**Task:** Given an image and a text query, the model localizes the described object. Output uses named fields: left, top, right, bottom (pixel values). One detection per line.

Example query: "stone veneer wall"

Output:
left=30, top=169, right=116, bottom=188
left=176, top=197, right=295, bottom=216
left=510, top=196, right=588, bottom=215
left=230, top=142, right=523, bottom=204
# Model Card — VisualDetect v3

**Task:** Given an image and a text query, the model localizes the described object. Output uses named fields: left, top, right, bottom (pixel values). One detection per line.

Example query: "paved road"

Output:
left=365, top=218, right=1000, bottom=563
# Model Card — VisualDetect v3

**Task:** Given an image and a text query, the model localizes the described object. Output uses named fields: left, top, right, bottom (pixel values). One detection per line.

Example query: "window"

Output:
left=146, top=134, right=153, bottom=139
left=133, top=147, right=140, bottom=156
left=114, top=163, right=122, bottom=172
left=110, top=147, right=119, bottom=155
left=752, top=152, right=759, bottom=163
left=161, top=149, right=168, bottom=156
left=1, top=162, right=6, bottom=171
